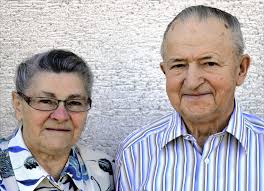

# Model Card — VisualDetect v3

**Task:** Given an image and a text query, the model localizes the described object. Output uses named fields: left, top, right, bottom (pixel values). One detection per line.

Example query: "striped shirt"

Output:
left=115, top=101, right=264, bottom=191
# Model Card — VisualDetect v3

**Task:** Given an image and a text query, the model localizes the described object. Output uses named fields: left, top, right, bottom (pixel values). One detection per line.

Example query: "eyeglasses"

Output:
left=17, top=92, right=91, bottom=112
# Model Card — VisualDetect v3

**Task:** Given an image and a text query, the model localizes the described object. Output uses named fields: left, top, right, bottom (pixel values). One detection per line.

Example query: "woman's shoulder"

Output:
left=76, top=144, right=114, bottom=161
left=0, top=128, right=19, bottom=150
left=75, top=144, right=115, bottom=191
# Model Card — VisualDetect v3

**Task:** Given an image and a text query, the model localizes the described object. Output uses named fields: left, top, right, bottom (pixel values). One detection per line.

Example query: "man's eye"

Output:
left=205, top=62, right=217, bottom=66
left=170, top=64, right=186, bottom=69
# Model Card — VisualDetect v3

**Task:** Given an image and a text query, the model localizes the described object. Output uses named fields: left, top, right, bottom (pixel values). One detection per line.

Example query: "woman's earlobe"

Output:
left=12, top=91, right=23, bottom=121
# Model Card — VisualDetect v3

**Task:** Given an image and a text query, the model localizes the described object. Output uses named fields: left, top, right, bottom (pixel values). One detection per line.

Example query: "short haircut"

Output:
left=160, top=5, right=244, bottom=60
left=15, top=49, right=93, bottom=98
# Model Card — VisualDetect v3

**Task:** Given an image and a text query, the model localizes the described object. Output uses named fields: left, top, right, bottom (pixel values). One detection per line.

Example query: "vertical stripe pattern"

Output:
left=115, top=102, right=264, bottom=191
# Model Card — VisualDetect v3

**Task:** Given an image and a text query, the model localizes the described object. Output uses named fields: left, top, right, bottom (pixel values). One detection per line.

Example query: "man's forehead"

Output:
left=165, top=16, right=233, bottom=47
left=168, top=16, right=230, bottom=36
left=162, top=16, right=236, bottom=61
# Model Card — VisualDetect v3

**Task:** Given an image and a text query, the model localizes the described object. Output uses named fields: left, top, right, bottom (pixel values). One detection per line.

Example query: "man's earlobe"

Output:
left=12, top=91, right=23, bottom=121
left=160, top=62, right=166, bottom=74
left=236, top=54, right=251, bottom=86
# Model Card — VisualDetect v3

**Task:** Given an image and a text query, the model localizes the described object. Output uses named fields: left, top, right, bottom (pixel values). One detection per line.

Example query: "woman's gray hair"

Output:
left=161, top=5, right=245, bottom=60
left=15, top=49, right=93, bottom=98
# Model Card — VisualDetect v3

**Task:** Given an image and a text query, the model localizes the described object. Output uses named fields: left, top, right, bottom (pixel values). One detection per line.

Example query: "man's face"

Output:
left=161, top=17, right=249, bottom=124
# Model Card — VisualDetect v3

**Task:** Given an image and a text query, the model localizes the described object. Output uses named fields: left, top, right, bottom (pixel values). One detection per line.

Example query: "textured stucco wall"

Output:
left=0, top=0, right=263, bottom=157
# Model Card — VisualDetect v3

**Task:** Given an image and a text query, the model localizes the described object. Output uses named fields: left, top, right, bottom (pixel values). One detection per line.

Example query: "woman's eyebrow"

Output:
left=39, top=92, right=85, bottom=99
left=67, top=94, right=86, bottom=99
left=39, top=91, right=56, bottom=98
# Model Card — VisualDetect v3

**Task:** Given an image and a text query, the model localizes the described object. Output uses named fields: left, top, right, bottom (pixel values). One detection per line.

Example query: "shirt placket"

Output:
left=194, top=134, right=224, bottom=191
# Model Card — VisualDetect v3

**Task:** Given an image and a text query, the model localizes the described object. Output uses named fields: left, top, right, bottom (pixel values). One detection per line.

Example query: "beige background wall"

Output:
left=0, top=0, right=263, bottom=157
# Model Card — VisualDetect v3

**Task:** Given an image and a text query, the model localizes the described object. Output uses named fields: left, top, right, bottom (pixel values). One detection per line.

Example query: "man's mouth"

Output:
left=182, top=93, right=212, bottom=99
left=45, top=128, right=71, bottom=132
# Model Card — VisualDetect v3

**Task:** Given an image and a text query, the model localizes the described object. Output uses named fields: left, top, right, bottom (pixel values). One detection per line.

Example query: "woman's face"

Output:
left=13, top=72, right=89, bottom=156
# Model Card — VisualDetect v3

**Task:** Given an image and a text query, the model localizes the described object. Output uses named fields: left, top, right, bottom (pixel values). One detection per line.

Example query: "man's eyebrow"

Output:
left=167, top=58, right=187, bottom=63
left=197, top=56, right=213, bottom=61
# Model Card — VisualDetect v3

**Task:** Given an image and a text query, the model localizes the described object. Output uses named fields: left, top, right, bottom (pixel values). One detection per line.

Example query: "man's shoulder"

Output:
left=243, top=112, right=264, bottom=133
left=118, top=112, right=174, bottom=152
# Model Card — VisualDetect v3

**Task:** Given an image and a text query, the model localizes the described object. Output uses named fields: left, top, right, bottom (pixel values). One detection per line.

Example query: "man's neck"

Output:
left=183, top=116, right=230, bottom=149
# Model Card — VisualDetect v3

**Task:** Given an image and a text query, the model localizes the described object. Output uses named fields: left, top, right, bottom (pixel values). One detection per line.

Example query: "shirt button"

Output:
left=204, top=158, right=209, bottom=164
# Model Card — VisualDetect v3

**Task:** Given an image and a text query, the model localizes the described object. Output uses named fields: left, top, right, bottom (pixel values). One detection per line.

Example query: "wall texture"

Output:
left=0, top=0, right=263, bottom=157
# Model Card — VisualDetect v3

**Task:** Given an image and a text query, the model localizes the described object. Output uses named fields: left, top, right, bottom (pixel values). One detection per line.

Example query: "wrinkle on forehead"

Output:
left=169, top=15, right=230, bottom=32
left=162, top=17, right=238, bottom=64
left=166, top=17, right=232, bottom=43
left=164, top=17, right=234, bottom=54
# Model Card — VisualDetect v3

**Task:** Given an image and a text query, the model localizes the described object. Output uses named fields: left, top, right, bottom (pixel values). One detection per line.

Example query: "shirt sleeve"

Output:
left=114, top=148, right=133, bottom=191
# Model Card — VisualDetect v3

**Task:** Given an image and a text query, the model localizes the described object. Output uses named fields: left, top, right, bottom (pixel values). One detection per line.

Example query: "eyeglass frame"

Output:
left=17, top=91, right=92, bottom=112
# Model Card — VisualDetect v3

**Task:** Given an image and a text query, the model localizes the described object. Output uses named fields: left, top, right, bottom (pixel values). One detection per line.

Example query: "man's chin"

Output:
left=180, top=109, right=215, bottom=123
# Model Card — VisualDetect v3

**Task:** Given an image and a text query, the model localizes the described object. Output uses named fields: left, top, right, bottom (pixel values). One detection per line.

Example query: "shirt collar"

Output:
left=160, top=100, right=248, bottom=151
left=8, top=127, right=89, bottom=191
left=8, top=128, right=46, bottom=191
left=60, top=146, right=90, bottom=189
left=225, top=100, right=248, bottom=151
left=160, top=111, right=186, bottom=148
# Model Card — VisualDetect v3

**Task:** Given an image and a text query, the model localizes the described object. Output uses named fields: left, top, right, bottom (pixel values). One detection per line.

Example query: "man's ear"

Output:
left=236, top=54, right=251, bottom=86
left=160, top=62, right=166, bottom=74
left=12, top=91, right=23, bottom=121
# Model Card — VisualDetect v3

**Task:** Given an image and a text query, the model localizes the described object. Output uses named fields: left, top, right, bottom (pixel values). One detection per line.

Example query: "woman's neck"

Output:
left=30, top=148, right=71, bottom=181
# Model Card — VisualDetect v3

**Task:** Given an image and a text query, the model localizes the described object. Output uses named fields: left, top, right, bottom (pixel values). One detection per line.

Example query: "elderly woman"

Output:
left=0, top=49, right=114, bottom=191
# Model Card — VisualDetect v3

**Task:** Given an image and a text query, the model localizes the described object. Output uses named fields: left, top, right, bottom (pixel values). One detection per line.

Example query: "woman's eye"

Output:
left=39, top=99, right=53, bottom=104
left=67, top=100, right=83, bottom=106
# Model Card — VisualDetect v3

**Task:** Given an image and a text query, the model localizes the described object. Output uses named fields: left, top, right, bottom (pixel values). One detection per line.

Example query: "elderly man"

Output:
left=115, top=5, right=264, bottom=191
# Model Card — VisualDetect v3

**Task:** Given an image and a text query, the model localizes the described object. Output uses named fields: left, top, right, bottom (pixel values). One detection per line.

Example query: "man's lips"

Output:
left=183, top=93, right=211, bottom=96
left=182, top=93, right=212, bottom=99
left=45, top=128, right=71, bottom=132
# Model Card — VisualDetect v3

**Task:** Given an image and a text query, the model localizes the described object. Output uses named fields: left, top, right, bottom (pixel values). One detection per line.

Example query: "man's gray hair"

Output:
left=15, top=49, right=94, bottom=98
left=160, top=5, right=245, bottom=60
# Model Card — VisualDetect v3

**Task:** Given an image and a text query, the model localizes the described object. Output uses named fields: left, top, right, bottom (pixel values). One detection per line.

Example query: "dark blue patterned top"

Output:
left=0, top=128, right=114, bottom=191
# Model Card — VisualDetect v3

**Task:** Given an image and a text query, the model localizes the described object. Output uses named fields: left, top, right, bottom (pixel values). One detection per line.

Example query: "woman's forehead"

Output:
left=26, top=72, right=87, bottom=97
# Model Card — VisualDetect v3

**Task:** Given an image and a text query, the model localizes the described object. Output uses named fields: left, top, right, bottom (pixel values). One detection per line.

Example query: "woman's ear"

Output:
left=236, top=54, right=251, bottom=86
left=12, top=91, right=23, bottom=121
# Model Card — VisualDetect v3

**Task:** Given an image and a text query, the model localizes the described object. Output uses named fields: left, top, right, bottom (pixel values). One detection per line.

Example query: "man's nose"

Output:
left=50, top=103, right=70, bottom=122
left=184, top=64, right=205, bottom=90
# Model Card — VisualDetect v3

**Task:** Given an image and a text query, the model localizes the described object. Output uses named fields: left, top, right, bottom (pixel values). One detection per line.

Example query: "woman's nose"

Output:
left=50, top=103, right=70, bottom=121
